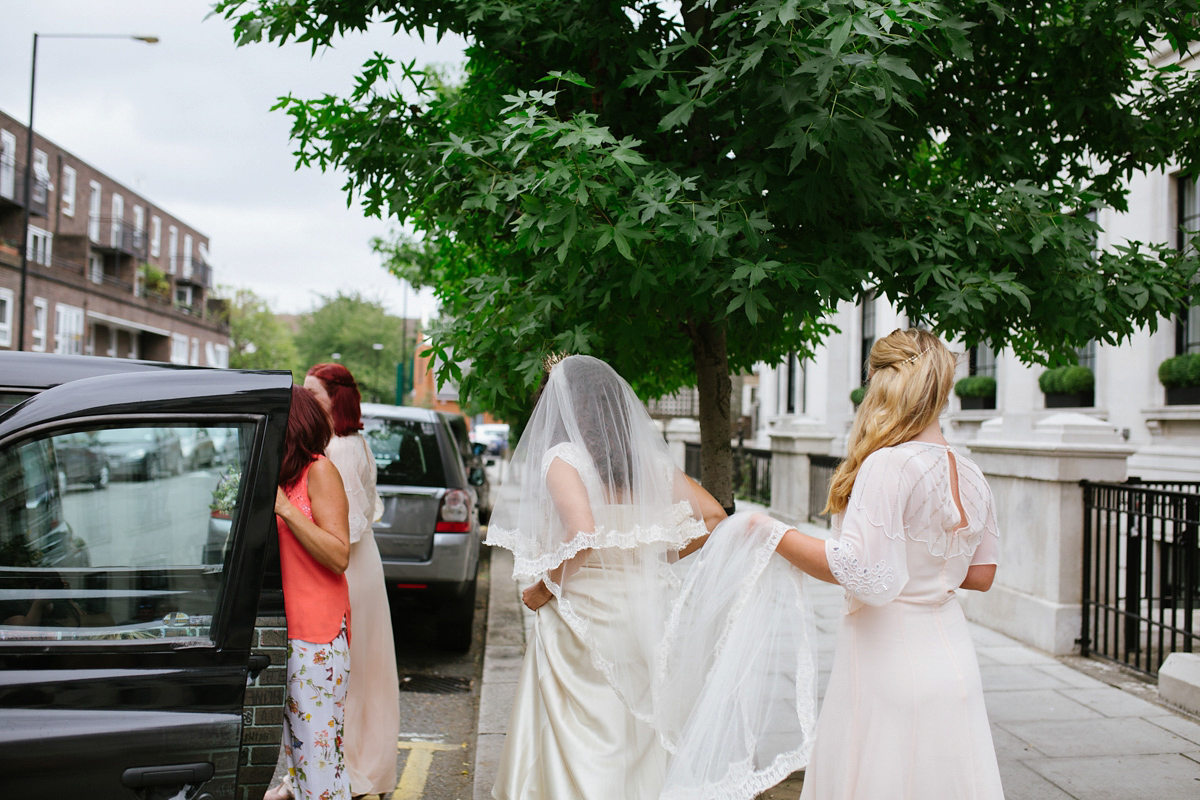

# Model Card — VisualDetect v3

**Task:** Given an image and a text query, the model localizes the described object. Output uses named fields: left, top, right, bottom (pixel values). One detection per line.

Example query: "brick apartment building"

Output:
left=0, top=107, right=230, bottom=365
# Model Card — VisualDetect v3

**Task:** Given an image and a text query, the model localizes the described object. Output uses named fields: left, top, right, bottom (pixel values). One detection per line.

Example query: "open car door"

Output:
left=0, top=368, right=291, bottom=799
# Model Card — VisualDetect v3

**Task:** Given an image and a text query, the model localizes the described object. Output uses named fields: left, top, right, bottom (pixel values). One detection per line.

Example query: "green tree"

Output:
left=216, top=0, right=1200, bottom=506
left=217, top=286, right=300, bottom=374
left=294, top=291, right=412, bottom=403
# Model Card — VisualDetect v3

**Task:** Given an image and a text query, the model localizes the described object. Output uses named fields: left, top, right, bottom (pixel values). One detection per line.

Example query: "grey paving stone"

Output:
left=477, top=680, right=518, bottom=735
left=473, top=732, right=506, bottom=800
left=969, top=624, right=1022, bottom=647
left=1060, top=686, right=1174, bottom=718
left=1000, top=717, right=1197, bottom=758
left=482, top=649, right=524, bottom=684
left=997, top=759, right=1074, bottom=800
left=1025, top=753, right=1200, bottom=800
left=991, top=723, right=1047, bottom=760
left=1148, top=714, right=1200, bottom=747
left=1034, top=663, right=1109, bottom=690
left=977, top=644, right=1058, bottom=666
left=981, top=664, right=1072, bottom=692
left=985, top=690, right=1102, bottom=723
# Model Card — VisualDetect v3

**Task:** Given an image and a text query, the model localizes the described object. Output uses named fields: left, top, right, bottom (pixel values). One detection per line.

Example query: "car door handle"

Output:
left=248, top=652, right=271, bottom=679
left=121, top=761, right=214, bottom=788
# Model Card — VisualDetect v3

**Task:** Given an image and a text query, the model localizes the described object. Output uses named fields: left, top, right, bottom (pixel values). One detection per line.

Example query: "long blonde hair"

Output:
left=824, top=328, right=957, bottom=515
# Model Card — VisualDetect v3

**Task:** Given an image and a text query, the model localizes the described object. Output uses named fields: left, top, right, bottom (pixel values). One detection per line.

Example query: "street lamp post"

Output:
left=372, top=342, right=384, bottom=403
left=16, top=32, right=158, bottom=351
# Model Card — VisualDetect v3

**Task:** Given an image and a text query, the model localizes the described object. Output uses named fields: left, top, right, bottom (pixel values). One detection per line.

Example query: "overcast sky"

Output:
left=0, top=0, right=464, bottom=321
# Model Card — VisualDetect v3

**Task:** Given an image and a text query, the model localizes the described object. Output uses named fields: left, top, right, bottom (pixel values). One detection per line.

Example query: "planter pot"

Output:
left=1165, top=385, right=1200, bottom=406
left=959, top=395, right=996, bottom=410
left=1044, top=390, right=1094, bottom=408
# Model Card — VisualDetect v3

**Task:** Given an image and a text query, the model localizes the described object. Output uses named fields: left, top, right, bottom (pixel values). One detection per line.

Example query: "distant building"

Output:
left=0, top=108, right=229, bottom=365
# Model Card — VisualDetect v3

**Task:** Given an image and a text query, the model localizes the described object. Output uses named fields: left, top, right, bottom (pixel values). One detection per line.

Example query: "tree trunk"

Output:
left=689, top=318, right=734, bottom=512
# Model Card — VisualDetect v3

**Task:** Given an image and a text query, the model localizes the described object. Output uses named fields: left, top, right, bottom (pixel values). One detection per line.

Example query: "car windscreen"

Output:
left=364, top=418, right=447, bottom=488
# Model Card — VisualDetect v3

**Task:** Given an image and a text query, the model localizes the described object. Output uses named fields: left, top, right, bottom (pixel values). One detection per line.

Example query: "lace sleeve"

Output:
left=827, top=447, right=911, bottom=607
left=964, top=463, right=1000, bottom=566
left=326, top=435, right=372, bottom=545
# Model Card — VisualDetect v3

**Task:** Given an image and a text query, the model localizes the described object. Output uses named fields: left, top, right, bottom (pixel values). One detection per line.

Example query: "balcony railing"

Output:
left=89, top=216, right=148, bottom=258
left=177, top=257, right=212, bottom=288
left=0, top=163, right=50, bottom=217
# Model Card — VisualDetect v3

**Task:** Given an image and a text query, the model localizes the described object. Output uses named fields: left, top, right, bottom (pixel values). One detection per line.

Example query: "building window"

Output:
left=0, top=129, right=15, bottom=200
left=176, top=285, right=193, bottom=307
left=61, top=165, right=76, bottom=217
left=860, top=290, right=877, bottom=386
left=0, top=287, right=12, bottom=347
left=89, top=252, right=103, bottom=285
left=170, top=333, right=190, bottom=365
left=205, top=341, right=229, bottom=369
left=88, top=181, right=102, bottom=242
left=133, top=205, right=145, bottom=251
left=53, top=304, right=84, bottom=355
left=778, top=351, right=805, bottom=415
left=1077, top=340, right=1097, bottom=371
left=183, top=233, right=193, bottom=278
left=190, top=337, right=200, bottom=366
left=31, top=298, right=48, bottom=352
left=167, top=225, right=178, bottom=274
left=150, top=215, right=161, bottom=257
left=1178, top=177, right=1200, bottom=355
left=110, top=193, right=124, bottom=248
left=969, top=341, right=996, bottom=378
left=32, top=149, right=50, bottom=205
left=27, top=225, right=53, bottom=266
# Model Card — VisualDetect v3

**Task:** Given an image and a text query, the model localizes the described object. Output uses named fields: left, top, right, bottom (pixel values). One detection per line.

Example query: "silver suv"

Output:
left=360, top=402, right=485, bottom=651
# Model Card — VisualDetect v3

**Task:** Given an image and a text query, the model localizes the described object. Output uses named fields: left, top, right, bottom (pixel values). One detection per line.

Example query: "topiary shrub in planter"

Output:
left=954, top=375, right=997, bottom=410
left=1158, top=353, right=1200, bottom=405
left=850, top=385, right=867, bottom=407
left=1039, top=365, right=1094, bottom=408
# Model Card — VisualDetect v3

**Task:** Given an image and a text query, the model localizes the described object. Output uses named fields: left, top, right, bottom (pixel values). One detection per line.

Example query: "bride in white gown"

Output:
left=487, top=355, right=820, bottom=800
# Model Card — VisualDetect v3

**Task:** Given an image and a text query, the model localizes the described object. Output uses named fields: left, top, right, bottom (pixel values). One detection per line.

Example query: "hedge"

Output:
left=1038, top=365, right=1094, bottom=395
left=954, top=375, right=997, bottom=399
left=1157, top=353, right=1200, bottom=389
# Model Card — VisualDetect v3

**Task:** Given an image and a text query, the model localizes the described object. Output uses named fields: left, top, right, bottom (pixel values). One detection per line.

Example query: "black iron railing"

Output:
left=1081, top=480, right=1200, bottom=678
left=809, top=454, right=841, bottom=524
left=733, top=447, right=771, bottom=506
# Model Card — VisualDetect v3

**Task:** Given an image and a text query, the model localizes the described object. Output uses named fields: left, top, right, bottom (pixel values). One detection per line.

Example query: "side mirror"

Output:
left=472, top=442, right=487, bottom=456
left=468, top=466, right=486, bottom=486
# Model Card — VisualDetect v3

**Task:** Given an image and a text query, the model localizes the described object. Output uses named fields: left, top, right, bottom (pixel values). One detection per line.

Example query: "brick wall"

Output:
left=237, top=615, right=288, bottom=800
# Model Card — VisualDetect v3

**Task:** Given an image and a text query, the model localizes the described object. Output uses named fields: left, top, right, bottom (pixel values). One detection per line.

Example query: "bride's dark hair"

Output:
left=554, top=356, right=636, bottom=493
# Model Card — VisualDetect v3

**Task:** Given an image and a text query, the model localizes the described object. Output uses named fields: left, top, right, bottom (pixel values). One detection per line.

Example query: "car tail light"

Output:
left=395, top=583, right=428, bottom=589
left=436, top=488, right=471, bottom=533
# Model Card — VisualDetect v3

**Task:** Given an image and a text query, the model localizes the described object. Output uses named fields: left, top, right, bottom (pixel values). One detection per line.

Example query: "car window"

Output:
left=0, top=422, right=252, bottom=646
left=364, top=417, right=447, bottom=488
left=0, top=391, right=34, bottom=414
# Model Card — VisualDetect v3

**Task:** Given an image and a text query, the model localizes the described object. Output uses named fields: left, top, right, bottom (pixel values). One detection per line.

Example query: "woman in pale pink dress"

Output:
left=305, top=364, right=400, bottom=798
left=772, top=329, right=1004, bottom=800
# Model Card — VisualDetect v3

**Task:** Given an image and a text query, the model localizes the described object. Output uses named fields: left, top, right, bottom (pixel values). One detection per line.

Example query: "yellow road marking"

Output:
left=391, top=740, right=463, bottom=800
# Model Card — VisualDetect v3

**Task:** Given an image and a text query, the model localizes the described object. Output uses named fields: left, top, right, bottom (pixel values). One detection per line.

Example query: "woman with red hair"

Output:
left=304, top=363, right=400, bottom=798
left=271, top=385, right=352, bottom=800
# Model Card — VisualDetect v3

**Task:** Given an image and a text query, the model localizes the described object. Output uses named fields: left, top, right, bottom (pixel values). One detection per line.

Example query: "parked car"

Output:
left=470, top=422, right=510, bottom=455
left=95, top=426, right=185, bottom=481
left=439, top=411, right=493, bottom=523
left=361, top=402, right=486, bottom=651
left=179, top=427, right=219, bottom=470
left=0, top=351, right=292, bottom=799
left=52, top=430, right=110, bottom=491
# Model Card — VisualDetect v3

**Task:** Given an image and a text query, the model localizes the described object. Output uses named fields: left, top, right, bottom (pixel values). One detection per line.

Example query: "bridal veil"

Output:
left=488, top=355, right=818, bottom=799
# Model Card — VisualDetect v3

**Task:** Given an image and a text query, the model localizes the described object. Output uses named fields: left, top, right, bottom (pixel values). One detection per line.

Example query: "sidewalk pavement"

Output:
left=474, top=523, right=1200, bottom=800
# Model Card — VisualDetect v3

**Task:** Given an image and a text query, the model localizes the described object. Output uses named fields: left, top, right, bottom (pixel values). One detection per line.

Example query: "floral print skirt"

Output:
left=283, top=622, right=350, bottom=800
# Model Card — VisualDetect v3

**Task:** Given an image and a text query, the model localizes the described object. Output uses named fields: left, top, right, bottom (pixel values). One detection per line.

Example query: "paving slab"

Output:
left=991, top=724, right=1047, bottom=760
left=985, top=689, right=1103, bottom=723
left=977, top=644, right=1060, bottom=666
left=1024, top=753, right=1200, bottom=800
left=1059, top=686, right=1175, bottom=718
left=1000, top=717, right=1199, bottom=758
left=997, top=760, right=1074, bottom=800
left=980, top=664, right=1073, bottom=692
left=1033, top=663, right=1110, bottom=690
left=1148, top=713, right=1200, bottom=747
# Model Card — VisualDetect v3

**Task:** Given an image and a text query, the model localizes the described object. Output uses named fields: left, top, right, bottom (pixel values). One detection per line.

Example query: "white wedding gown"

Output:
left=800, top=441, right=1003, bottom=800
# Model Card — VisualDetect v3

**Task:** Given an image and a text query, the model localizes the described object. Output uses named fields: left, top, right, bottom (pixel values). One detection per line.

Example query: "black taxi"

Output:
left=0, top=352, right=292, bottom=799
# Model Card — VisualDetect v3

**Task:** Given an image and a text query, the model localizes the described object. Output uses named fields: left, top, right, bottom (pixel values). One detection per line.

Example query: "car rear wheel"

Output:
left=436, top=577, right=477, bottom=652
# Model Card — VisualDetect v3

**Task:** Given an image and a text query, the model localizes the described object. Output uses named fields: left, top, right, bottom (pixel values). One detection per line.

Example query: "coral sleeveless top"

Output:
left=277, top=456, right=351, bottom=643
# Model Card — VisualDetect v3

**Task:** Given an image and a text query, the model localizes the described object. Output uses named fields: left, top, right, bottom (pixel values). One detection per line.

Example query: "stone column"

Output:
left=664, top=417, right=701, bottom=473
left=767, top=417, right=835, bottom=527
left=961, top=412, right=1134, bottom=655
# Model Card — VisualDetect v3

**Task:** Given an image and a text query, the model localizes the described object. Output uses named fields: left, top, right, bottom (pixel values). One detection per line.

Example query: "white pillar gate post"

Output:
left=767, top=418, right=835, bottom=527
left=962, top=413, right=1134, bottom=655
